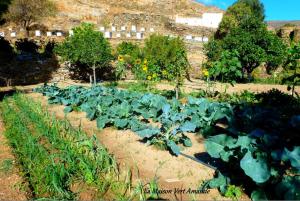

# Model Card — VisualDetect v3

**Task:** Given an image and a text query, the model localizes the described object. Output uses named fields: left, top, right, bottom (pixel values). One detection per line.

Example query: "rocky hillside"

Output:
left=43, top=0, right=222, bottom=36
left=267, top=20, right=300, bottom=30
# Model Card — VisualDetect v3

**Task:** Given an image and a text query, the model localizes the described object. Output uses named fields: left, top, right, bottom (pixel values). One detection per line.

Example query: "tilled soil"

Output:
left=27, top=92, right=235, bottom=200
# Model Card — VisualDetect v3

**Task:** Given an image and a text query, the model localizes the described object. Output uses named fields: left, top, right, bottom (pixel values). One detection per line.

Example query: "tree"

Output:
left=216, top=0, right=264, bottom=39
left=205, top=0, right=286, bottom=81
left=54, top=23, right=113, bottom=85
left=239, top=0, right=265, bottom=20
left=143, top=34, right=190, bottom=99
left=4, top=0, right=56, bottom=36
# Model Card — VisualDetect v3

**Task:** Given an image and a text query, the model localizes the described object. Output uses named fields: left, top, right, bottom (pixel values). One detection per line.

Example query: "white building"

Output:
left=202, top=37, right=209, bottom=42
left=35, top=30, right=41, bottom=37
left=56, top=32, right=62, bottom=37
left=10, top=32, right=16, bottom=37
left=104, top=31, right=112, bottom=38
left=185, top=35, right=193, bottom=40
left=131, top=25, right=137, bottom=32
left=194, top=36, right=203, bottom=42
left=136, top=32, right=143, bottom=40
left=121, top=26, right=126, bottom=31
left=175, top=13, right=223, bottom=28
left=69, top=30, right=74, bottom=36
left=46, top=32, right=52, bottom=37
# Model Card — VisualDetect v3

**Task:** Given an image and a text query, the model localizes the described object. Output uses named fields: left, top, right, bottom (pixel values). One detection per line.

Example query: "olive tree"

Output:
left=54, top=23, right=113, bottom=85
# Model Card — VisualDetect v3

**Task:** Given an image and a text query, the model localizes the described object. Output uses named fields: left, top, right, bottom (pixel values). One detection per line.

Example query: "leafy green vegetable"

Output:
left=240, top=151, right=271, bottom=183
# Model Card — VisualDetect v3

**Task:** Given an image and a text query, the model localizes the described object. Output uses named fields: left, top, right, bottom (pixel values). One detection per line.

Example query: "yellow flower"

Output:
left=144, top=59, right=148, bottom=65
left=142, top=66, right=148, bottom=71
left=152, top=73, right=157, bottom=78
left=147, top=75, right=152, bottom=80
left=135, top=59, right=142, bottom=65
left=162, top=70, right=167, bottom=75
left=118, top=55, right=124, bottom=62
left=202, top=69, right=209, bottom=77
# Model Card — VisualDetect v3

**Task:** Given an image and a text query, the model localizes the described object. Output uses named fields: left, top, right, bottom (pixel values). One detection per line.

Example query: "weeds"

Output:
left=0, top=159, right=14, bottom=173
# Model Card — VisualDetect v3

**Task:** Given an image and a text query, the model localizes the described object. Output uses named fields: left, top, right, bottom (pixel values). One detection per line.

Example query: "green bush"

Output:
left=116, top=41, right=142, bottom=64
left=141, top=34, right=190, bottom=98
left=207, top=50, right=242, bottom=84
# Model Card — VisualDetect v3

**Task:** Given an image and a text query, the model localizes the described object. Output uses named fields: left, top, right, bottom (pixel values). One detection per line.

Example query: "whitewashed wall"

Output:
left=175, top=13, right=223, bottom=28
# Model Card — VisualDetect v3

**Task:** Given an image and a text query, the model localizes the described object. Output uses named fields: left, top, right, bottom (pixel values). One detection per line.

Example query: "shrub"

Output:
left=15, top=38, right=39, bottom=54
left=116, top=41, right=142, bottom=64
left=207, top=50, right=242, bottom=85
left=0, top=36, right=14, bottom=63
left=142, top=34, right=190, bottom=98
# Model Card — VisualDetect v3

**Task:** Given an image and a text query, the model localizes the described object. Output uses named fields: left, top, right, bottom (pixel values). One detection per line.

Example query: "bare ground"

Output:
left=26, top=92, right=247, bottom=200
left=0, top=117, right=29, bottom=201
left=1, top=78, right=299, bottom=96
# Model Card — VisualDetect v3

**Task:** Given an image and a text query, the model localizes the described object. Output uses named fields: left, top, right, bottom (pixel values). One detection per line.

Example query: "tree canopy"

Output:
left=205, top=0, right=286, bottom=81
left=216, top=0, right=265, bottom=39
left=54, top=23, right=113, bottom=84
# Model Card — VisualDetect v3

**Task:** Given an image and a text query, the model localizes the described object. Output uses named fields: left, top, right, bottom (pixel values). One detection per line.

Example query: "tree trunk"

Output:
left=247, top=70, right=253, bottom=82
left=175, top=78, right=180, bottom=99
left=89, top=74, right=93, bottom=86
left=92, top=65, right=96, bottom=85
left=25, top=25, right=30, bottom=38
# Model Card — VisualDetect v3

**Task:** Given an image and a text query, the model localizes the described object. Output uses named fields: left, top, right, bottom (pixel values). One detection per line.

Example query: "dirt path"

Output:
left=152, top=79, right=300, bottom=95
left=0, top=117, right=29, bottom=201
left=27, top=92, right=233, bottom=200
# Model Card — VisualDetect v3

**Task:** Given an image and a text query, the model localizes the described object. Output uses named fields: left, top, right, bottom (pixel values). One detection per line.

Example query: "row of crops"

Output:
left=0, top=94, right=157, bottom=200
left=34, top=84, right=300, bottom=200
left=34, top=84, right=233, bottom=155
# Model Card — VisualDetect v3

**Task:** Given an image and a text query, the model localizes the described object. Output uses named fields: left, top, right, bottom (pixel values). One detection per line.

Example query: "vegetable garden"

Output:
left=33, top=84, right=300, bottom=200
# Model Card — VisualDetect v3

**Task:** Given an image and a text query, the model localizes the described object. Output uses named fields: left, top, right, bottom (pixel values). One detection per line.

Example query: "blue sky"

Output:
left=196, top=0, right=300, bottom=21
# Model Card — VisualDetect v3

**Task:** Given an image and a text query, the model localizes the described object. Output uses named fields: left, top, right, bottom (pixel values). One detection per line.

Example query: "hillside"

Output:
left=43, top=0, right=222, bottom=36
left=267, top=20, right=300, bottom=29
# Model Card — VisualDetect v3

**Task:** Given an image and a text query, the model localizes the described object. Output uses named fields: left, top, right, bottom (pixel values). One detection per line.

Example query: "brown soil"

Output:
left=153, top=79, right=300, bottom=94
left=26, top=92, right=239, bottom=200
left=2, top=78, right=299, bottom=96
left=0, top=118, right=29, bottom=201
